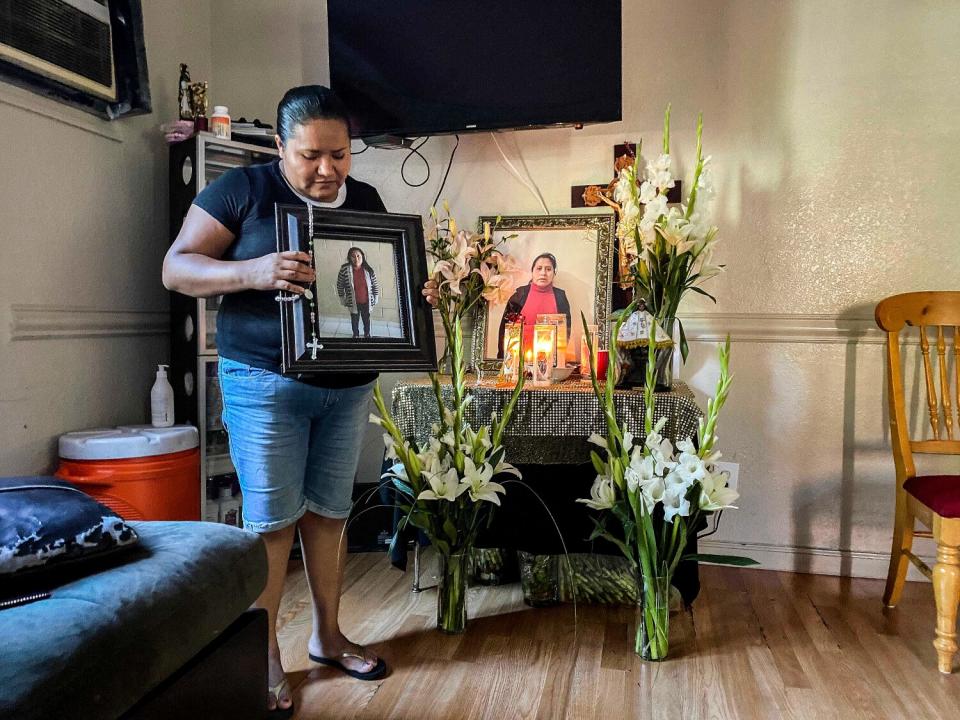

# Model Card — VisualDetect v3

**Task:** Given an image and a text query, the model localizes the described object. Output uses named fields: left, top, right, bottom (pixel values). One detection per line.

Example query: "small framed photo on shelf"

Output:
left=275, top=205, right=437, bottom=374
left=473, top=213, right=615, bottom=372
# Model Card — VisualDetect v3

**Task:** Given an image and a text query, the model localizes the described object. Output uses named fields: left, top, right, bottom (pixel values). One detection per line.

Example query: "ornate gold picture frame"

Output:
left=472, top=213, right=615, bottom=372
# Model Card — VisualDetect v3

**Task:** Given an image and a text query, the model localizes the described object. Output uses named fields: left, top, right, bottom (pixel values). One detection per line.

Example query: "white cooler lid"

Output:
left=59, top=424, right=199, bottom=460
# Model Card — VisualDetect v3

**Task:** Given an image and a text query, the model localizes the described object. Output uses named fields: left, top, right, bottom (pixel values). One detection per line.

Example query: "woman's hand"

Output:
left=422, top=278, right=440, bottom=307
left=245, top=251, right=316, bottom=294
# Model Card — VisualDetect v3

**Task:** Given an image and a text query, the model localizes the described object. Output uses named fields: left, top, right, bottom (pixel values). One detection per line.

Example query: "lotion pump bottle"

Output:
left=151, top=364, right=175, bottom=427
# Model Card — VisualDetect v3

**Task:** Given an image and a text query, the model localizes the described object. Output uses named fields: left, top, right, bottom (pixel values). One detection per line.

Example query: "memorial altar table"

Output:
left=391, top=375, right=703, bottom=465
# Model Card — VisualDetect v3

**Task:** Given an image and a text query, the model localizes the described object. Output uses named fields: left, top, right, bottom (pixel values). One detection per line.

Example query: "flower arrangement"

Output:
left=370, top=205, right=524, bottom=633
left=608, top=105, right=723, bottom=362
left=578, top=309, right=753, bottom=659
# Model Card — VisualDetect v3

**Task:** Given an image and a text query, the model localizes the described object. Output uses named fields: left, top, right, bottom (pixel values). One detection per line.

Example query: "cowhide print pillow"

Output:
left=0, top=477, right=139, bottom=581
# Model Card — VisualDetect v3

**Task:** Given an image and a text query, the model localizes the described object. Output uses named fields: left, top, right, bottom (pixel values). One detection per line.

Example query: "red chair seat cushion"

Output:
left=903, top=475, right=960, bottom=518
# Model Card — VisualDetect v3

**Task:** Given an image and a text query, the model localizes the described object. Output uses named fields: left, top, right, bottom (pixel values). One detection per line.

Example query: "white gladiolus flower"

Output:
left=641, top=475, right=667, bottom=511
left=676, top=438, right=696, bottom=454
left=662, top=486, right=691, bottom=523
left=443, top=408, right=455, bottom=426
left=417, top=468, right=466, bottom=503
left=638, top=180, right=658, bottom=205
left=440, top=430, right=456, bottom=447
left=578, top=475, right=617, bottom=510
left=645, top=431, right=676, bottom=476
left=675, top=451, right=707, bottom=484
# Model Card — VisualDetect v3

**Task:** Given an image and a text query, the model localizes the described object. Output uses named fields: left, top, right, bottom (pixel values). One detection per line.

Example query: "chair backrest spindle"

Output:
left=937, top=326, right=954, bottom=440
left=919, top=325, right=941, bottom=439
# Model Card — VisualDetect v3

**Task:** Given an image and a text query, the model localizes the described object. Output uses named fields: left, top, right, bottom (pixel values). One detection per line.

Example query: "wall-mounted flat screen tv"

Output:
left=328, top=1, right=622, bottom=139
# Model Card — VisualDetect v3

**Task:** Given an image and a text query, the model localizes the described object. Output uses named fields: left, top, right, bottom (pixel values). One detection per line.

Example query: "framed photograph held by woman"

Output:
left=276, top=205, right=437, bottom=373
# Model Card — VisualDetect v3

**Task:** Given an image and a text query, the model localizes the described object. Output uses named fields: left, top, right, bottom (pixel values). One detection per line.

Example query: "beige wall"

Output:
left=0, top=1, right=213, bottom=472
left=2, top=2, right=957, bottom=578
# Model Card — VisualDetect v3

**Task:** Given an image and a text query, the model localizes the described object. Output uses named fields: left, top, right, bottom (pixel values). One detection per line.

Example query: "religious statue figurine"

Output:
left=189, top=80, right=208, bottom=131
left=178, top=64, right=192, bottom=120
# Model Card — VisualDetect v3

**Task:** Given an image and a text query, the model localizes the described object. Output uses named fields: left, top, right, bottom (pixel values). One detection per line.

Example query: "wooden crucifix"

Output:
left=570, top=143, right=682, bottom=306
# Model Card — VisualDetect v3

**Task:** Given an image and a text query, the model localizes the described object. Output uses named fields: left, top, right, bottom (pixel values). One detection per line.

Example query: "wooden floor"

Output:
left=276, top=550, right=959, bottom=719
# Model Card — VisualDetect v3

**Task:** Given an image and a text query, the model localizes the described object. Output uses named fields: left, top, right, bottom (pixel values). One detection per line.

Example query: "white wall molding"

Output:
left=9, top=304, right=168, bottom=340
left=681, top=312, right=885, bottom=345
left=700, top=539, right=932, bottom=582
left=0, top=82, right=123, bottom=143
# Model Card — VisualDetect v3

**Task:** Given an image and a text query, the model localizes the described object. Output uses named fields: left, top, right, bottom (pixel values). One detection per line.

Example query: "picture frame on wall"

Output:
left=275, top=205, right=437, bottom=374
left=473, top=213, right=615, bottom=372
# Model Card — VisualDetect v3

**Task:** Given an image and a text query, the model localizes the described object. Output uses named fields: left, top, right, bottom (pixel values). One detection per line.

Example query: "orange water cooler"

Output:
left=56, top=425, right=200, bottom=521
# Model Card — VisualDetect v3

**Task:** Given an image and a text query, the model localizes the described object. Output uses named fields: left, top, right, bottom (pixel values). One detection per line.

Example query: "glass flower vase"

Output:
left=653, top=317, right=676, bottom=392
left=636, top=569, right=670, bottom=660
left=437, top=551, right=469, bottom=634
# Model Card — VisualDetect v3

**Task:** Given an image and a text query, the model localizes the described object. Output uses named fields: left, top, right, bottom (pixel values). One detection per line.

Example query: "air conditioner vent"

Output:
left=0, top=0, right=114, bottom=98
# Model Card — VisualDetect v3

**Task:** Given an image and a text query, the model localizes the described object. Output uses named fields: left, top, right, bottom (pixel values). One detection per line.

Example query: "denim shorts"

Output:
left=218, top=357, right=374, bottom=533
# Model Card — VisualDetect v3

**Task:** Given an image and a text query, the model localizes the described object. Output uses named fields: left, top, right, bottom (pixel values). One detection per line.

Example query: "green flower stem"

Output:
left=685, top=113, right=704, bottom=221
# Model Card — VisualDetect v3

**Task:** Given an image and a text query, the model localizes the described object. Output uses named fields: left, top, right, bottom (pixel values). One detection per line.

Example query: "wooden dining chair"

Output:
left=876, top=291, right=960, bottom=674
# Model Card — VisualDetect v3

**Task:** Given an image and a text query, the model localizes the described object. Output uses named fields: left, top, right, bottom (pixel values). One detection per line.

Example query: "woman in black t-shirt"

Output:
left=163, top=86, right=437, bottom=717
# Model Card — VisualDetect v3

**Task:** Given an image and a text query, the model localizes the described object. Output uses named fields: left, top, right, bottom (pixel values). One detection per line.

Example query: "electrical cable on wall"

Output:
left=431, top=134, right=460, bottom=211
left=400, top=136, right=431, bottom=188
left=490, top=132, right=550, bottom=215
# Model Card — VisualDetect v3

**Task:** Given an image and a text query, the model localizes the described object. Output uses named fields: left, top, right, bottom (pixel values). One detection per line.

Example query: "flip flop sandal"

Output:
left=308, top=650, right=388, bottom=681
left=267, top=677, right=295, bottom=719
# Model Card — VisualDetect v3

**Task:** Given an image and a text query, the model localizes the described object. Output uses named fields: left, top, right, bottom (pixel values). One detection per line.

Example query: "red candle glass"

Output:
left=595, top=350, right=609, bottom=379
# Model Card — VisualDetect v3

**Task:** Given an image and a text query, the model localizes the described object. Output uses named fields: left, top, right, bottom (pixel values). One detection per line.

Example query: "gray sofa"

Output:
left=0, top=521, right=268, bottom=720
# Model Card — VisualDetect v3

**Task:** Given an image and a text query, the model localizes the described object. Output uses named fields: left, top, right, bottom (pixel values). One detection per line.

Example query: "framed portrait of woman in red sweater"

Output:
left=474, top=214, right=615, bottom=372
left=275, top=205, right=437, bottom=374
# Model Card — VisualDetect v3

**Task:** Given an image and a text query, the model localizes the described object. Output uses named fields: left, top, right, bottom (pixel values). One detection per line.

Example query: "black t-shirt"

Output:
left=193, top=159, right=386, bottom=388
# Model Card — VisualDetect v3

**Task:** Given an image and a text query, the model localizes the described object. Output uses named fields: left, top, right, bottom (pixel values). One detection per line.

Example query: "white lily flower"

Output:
left=383, top=433, right=398, bottom=460
left=699, top=468, right=739, bottom=511
left=440, top=430, right=456, bottom=447
left=492, top=456, right=521, bottom=479
left=459, top=458, right=505, bottom=505
left=417, top=467, right=466, bottom=503
left=587, top=433, right=608, bottom=449
left=577, top=475, right=617, bottom=510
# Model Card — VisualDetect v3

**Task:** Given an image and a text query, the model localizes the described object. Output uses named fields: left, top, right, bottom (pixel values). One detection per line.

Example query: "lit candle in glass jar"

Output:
left=532, top=324, right=556, bottom=386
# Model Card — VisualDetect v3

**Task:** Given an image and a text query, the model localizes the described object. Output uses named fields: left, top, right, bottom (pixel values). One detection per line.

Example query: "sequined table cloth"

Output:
left=390, top=376, right=703, bottom=464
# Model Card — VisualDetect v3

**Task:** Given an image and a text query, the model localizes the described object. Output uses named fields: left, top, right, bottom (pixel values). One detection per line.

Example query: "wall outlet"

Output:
left=714, top=461, right=739, bottom=493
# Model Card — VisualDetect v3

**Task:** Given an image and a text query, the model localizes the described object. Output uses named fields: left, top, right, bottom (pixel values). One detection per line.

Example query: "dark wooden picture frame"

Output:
left=275, top=205, right=437, bottom=374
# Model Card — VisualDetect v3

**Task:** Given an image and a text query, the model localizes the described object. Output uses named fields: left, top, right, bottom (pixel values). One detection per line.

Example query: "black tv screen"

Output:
left=328, top=1, right=622, bottom=138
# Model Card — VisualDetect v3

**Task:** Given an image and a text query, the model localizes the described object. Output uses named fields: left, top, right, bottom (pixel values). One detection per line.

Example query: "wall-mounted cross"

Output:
left=570, top=142, right=683, bottom=209
left=570, top=143, right=682, bottom=306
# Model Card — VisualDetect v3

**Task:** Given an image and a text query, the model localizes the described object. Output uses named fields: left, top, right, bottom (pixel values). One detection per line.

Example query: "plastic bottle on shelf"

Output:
left=210, top=105, right=231, bottom=139
left=150, top=364, right=174, bottom=427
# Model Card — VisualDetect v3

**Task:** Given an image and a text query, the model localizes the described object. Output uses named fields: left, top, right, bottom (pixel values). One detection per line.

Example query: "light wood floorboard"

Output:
left=275, top=550, right=959, bottom=720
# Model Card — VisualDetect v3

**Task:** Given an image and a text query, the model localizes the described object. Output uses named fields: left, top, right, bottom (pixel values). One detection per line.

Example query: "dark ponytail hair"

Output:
left=277, top=85, right=350, bottom=142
